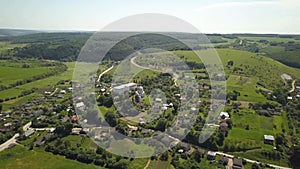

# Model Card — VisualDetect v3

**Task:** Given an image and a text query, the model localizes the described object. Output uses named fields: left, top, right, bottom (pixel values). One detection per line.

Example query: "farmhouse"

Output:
left=24, top=129, right=35, bottom=138
left=113, top=83, right=137, bottom=94
left=207, top=151, right=216, bottom=160
left=233, top=158, right=243, bottom=169
left=155, top=98, right=162, bottom=103
left=264, top=135, right=275, bottom=145
left=220, top=112, right=230, bottom=119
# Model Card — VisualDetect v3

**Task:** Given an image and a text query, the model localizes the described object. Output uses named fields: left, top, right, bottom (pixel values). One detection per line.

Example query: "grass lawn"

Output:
left=128, top=158, right=149, bottom=169
left=108, top=138, right=154, bottom=158
left=227, top=75, right=267, bottom=102
left=61, top=135, right=98, bottom=150
left=0, top=145, right=103, bottom=169
left=232, top=149, right=290, bottom=167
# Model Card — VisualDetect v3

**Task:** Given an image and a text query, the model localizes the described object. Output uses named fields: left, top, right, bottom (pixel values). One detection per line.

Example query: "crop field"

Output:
left=0, top=60, right=54, bottom=86
left=0, top=145, right=103, bottom=169
left=0, top=62, right=75, bottom=100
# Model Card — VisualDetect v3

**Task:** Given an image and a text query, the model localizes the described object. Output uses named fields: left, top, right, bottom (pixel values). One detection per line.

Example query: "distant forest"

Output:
left=1, top=31, right=300, bottom=68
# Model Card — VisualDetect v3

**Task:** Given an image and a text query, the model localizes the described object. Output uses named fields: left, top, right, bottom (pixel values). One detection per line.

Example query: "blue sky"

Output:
left=0, top=0, right=299, bottom=33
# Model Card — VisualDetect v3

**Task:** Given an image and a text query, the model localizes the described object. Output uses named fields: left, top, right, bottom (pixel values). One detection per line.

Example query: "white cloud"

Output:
left=195, top=1, right=278, bottom=11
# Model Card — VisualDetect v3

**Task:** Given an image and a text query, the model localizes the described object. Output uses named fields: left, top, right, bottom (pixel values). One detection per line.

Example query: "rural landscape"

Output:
left=0, top=28, right=299, bottom=169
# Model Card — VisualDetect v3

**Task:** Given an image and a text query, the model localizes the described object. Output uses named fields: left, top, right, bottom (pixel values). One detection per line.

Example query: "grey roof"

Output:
left=24, top=129, right=35, bottom=137
left=233, top=158, right=243, bottom=167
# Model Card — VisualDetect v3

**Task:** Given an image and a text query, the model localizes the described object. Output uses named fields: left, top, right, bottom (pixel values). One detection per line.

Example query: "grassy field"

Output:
left=226, top=75, right=267, bottom=102
left=0, top=60, right=54, bottom=86
left=0, top=41, right=26, bottom=55
left=0, top=145, right=103, bottom=169
left=0, top=62, right=75, bottom=100
left=107, top=138, right=154, bottom=158
left=135, top=49, right=300, bottom=103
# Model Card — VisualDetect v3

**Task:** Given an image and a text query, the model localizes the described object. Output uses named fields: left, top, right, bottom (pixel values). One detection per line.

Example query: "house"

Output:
left=220, top=112, right=230, bottom=119
left=24, top=129, right=35, bottom=137
left=190, top=107, right=197, bottom=112
left=48, top=128, right=56, bottom=133
left=155, top=98, right=162, bottom=103
left=161, top=135, right=179, bottom=147
left=233, top=158, right=243, bottom=169
left=264, top=135, right=275, bottom=145
left=207, top=151, right=216, bottom=160
left=136, top=86, right=144, bottom=97
left=75, top=102, right=85, bottom=111
left=60, top=90, right=66, bottom=94
left=179, top=142, right=191, bottom=152
left=113, top=83, right=137, bottom=94
left=71, top=128, right=82, bottom=135
left=287, top=96, right=293, bottom=100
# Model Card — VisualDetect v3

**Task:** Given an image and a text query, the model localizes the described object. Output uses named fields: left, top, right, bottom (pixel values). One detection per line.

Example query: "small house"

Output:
left=264, top=135, right=275, bottom=145
left=233, top=158, right=243, bottom=169
left=24, top=129, right=35, bottom=138
left=207, top=151, right=216, bottom=160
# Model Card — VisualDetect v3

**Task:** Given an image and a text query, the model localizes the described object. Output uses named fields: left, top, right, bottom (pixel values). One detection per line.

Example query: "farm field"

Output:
left=0, top=62, right=75, bottom=100
left=0, top=145, right=103, bottom=169
left=0, top=60, right=55, bottom=86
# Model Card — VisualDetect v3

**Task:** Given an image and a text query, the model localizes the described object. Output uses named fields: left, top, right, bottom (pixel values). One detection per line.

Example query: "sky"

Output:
left=0, top=0, right=300, bottom=34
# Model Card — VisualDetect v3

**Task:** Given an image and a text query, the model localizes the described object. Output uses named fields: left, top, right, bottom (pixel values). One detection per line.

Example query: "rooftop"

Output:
left=264, top=135, right=275, bottom=141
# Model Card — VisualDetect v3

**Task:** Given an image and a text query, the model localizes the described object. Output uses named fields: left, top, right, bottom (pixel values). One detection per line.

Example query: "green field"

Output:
left=0, top=145, right=103, bottom=169
left=0, top=62, right=75, bottom=100
left=0, top=42, right=26, bottom=55
left=0, top=61, right=54, bottom=86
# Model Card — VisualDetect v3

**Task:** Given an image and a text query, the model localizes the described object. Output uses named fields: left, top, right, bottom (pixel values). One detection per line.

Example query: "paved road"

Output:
left=23, top=121, right=32, bottom=131
left=97, top=65, right=114, bottom=82
left=227, top=158, right=233, bottom=169
left=0, top=133, right=20, bottom=152
left=0, top=122, right=32, bottom=152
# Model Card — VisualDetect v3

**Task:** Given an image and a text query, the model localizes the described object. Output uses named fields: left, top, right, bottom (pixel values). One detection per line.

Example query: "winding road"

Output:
left=289, top=80, right=296, bottom=93
left=97, top=65, right=114, bottom=82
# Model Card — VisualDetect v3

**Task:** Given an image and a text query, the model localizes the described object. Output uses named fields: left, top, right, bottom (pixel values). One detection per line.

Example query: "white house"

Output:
left=220, top=112, right=230, bottom=119
left=113, top=83, right=137, bottom=94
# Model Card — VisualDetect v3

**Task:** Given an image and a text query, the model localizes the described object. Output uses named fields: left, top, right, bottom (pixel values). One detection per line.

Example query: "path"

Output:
left=130, top=55, right=179, bottom=86
left=143, top=159, right=151, bottom=169
left=50, top=88, right=58, bottom=96
left=289, top=80, right=296, bottom=93
left=97, top=65, right=114, bottom=82
left=0, top=121, right=31, bottom=152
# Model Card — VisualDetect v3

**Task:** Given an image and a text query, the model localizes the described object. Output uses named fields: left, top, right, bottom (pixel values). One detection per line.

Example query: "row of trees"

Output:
left=45, top=138, right=130, bottom=169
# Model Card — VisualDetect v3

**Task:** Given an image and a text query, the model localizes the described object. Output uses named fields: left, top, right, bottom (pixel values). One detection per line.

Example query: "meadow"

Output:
left=0, top=60, right=55, bottom=86
left=0, top=145, right=103, bottom=169
left=0, top=62, right=75, bottom=100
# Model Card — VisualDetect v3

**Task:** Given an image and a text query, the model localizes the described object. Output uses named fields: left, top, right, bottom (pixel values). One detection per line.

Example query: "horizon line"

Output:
left=1, top=27, right=300, bottom=35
